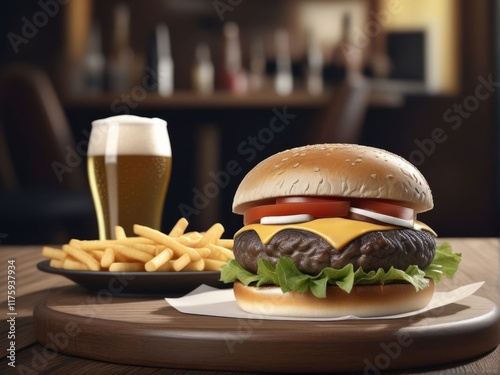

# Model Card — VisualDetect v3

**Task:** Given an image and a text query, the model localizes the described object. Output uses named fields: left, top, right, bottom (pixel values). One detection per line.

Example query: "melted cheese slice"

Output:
left=234, top=218, right=436, bottom=251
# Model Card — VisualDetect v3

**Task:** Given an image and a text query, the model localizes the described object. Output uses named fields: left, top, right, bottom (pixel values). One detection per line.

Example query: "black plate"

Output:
left=37, top=260, right=232, bottom=297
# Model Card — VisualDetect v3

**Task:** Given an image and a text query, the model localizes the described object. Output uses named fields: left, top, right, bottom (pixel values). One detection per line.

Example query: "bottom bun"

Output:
left=233, top=280, right=435, bottom=318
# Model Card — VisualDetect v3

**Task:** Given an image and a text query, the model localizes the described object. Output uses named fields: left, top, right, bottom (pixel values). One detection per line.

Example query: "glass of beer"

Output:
left=87, top=115, right=172, bottom=240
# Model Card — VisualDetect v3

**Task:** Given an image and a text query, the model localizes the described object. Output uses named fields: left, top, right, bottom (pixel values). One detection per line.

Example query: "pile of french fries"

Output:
left=41, top=218, right=234, bottom=272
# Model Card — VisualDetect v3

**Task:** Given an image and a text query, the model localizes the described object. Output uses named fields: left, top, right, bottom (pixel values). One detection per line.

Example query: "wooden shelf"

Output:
left=62, top=90, right=332, bottom=110
left=62, top=84, right=414, bottom=111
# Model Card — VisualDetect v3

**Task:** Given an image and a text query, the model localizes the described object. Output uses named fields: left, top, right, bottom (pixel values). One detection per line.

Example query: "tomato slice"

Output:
left=244, top=197, right=413, bottom=225
left=351, top=199, right=414, bottom=220
left=244, top=200, right=349, bottom=225
left=276, top=196, right=348, bottom=204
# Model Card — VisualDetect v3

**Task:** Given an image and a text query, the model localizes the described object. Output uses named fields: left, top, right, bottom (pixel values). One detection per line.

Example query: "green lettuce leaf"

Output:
left=423, top=242, right=462, bottom=282
left=220, top=242, right=461, bottom=298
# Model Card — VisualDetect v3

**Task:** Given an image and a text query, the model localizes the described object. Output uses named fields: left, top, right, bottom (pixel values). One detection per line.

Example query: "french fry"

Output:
left=62, top=244, right=100, bottom=271
left=42, top=246, right=66, bottom=261
left=69, top=237, right=155, bottom=251
left=113, top=251, right=129, bottom=262
left=182, top=259, right=205, bottom=272
left=41, top=218, right=234, bottom=274
left=145, top=249, right=174, bottom=272
left=155, top=245, right=167, bottom=255
left=101, top=248, right=115, bottom=268
left=63, top=257, right=89, bottom=271
left=168, top=217, right=189, bottom=237
left=109, top=262, right=144, bottom=272
left=198, top=223, right=225, bottom=247
left=132, top=243, right=157, bottom=255
left=49, top=259, right=64, bottom=268
left=193, top=247, right=211, bottom=258
left=183, top=231, right=203, bottom=240
left=112, top=244, right=154, bottom=263
left=115, top=225, right=127, bottom=240
left=217, top=239, right=234, bottom=249
left=134, top=224, right=201, bottom=261
left=207, top=244, right=235, bottom=261
left=203, top=259, right=227, bottom=271
left=175, top=235, right=201, bottom=247
left=172, top=253, right=191, bottom=271
left=90, top=250, right=104, bottom=261
left=156, top=261, right=174, bottom=272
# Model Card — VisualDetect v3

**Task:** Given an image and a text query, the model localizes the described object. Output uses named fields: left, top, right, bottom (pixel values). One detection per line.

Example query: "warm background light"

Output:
left=378, top=0, right=459, bottom=94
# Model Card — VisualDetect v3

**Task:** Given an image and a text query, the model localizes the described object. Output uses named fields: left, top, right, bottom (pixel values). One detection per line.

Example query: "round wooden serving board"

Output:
left=34, top=285, right=499, bottom=373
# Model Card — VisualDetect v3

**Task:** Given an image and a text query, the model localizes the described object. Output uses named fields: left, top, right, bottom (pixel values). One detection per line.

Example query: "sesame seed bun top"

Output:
left=232, top=144, right=433, bottom=214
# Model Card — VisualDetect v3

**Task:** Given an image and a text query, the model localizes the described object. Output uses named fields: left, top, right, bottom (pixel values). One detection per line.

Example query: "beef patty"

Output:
left=233, top=228, right=436, bottom=275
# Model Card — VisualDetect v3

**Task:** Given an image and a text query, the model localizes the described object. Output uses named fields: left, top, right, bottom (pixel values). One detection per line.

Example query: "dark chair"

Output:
left=0, top=64, right=97, bottom=244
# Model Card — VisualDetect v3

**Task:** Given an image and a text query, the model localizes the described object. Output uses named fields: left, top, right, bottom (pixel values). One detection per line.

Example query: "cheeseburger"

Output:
left=221, top=144, right=461, bottom=317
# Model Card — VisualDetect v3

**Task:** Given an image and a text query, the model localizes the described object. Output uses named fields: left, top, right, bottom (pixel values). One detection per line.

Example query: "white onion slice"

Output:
left=349, top=207, right=414, bottom=228
left=260, top=214, right=315, bottom=225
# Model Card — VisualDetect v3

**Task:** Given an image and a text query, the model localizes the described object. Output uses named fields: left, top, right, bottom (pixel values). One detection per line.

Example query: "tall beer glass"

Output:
left=87, top=115, right=171, bottom=240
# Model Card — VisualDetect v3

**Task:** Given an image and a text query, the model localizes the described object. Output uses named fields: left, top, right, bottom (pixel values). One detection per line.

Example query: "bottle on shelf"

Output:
left=147, top=23, right=174, bottom=96
left=274, top=28, right=293, bottom=96
left=248, top=34, right=266, bottom=92
left=330, top=13, right=364, bottom=84
left=79, top=21, right=105, bottom=94
left=365, top=6, right=392, bottom=79
left=305, top=32, right=324, bottom=96
left=222, top=22, right=247, bottom=94
left=106, top=3, right=134, bottom=92
left=192, top=43, right=214, bottom=95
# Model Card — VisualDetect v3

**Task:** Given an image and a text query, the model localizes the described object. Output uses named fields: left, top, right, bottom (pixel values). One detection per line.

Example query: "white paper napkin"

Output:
left=165, top=281, right=485, bottom=321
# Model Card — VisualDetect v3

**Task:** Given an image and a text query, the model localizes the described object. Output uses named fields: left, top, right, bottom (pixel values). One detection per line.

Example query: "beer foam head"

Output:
left=88, top=115, right=171, bottom=157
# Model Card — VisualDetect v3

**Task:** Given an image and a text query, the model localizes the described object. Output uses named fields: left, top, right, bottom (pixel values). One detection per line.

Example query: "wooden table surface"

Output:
left=0, top=238, right=499, bottom=374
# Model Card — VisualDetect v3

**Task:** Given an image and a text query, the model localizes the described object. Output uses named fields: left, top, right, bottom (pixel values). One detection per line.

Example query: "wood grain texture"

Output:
left=1, top=344, right=499, bottom=375
left=0, top=239, right=499, bottom=374
left=32, top=287, right=498, bottom=372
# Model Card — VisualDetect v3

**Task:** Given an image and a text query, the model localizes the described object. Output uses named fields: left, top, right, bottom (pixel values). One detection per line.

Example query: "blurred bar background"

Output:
left=0, top=0, right=497, bottom=243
